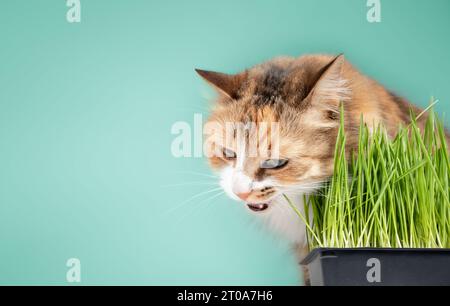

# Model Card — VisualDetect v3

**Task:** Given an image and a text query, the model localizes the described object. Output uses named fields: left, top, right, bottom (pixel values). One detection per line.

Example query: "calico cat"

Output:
left=196, top=54, right=449, bottom=252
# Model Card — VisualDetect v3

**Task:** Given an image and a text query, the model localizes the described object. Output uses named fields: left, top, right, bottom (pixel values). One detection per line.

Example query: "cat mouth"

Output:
left=246, top=203, right=270, bottom=212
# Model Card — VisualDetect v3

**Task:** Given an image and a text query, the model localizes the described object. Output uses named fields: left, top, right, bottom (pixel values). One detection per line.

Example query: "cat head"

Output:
left=197, top=54, right=351, bottom=214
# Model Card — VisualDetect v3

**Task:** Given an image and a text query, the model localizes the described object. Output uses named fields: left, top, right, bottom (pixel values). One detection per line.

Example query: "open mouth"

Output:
left=246, top=203, right=269, bottom=212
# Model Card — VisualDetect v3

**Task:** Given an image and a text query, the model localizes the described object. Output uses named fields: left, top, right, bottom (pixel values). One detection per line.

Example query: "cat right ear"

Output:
left=195, top=69, right=246, bottom=100
left=306, top=54, right=351, bottom=107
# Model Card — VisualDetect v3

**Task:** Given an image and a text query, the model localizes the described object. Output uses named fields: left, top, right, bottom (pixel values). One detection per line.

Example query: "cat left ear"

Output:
left=195, top=69, right=246, bottom=100
left=306, top=54, right=350, bottom=106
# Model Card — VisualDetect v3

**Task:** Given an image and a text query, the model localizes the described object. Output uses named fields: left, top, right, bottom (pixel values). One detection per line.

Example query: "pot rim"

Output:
left=301, top=247, right=450, bottom=265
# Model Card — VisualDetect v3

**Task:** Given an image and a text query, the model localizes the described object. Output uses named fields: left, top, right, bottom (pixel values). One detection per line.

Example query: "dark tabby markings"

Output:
left=254, top=67, right=287, bottom=106
left=389, top=91, right=413, bottom=123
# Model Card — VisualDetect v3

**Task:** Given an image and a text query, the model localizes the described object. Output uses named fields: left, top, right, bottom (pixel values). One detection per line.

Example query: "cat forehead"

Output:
left=241, top=56, right=329, bottom=105
left=211, top=104, right=282, bottom=126
left=207, top=54, right=341, bottom=130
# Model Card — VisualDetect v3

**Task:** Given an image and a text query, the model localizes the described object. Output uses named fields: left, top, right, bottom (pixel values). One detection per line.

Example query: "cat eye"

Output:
left=260, top=159, right=289, bottom=170
left=222, top=147, right=237, bottom=160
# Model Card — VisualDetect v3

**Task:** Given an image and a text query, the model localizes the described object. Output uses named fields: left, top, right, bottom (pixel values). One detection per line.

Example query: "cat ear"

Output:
left=306, top=54, right=350, bottom=106
left=195, top=69, right=246, bottom=100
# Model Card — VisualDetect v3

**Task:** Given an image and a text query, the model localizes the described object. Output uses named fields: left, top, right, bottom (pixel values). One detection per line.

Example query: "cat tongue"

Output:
left=247, top=203, right=269, bottom=212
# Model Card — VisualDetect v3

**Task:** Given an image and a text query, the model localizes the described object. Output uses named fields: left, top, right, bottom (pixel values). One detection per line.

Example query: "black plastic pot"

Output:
left=301, top=248, right=450, bottom=286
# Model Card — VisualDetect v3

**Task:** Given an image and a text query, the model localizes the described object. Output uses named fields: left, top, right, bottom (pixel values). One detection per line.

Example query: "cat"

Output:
left=196, top=54, right=450, bottom=257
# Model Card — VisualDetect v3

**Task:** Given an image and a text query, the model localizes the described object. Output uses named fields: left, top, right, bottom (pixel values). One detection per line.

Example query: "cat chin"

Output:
left=256, top=194, right=307, bottom=245
left=242, top=194, right=307, bottom=245
left=218, top=167, right=308, bottom=244
left=223, top=191, right=307, bottom=244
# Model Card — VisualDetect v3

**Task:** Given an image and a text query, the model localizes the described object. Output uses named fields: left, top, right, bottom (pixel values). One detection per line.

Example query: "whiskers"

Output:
left=172, top=170, right=219, bottom=179
left=161, top=171, right=225, bottom=223
left=278, top=180, right=329, bottom=197
left=160, top=181, right=218, bottom=188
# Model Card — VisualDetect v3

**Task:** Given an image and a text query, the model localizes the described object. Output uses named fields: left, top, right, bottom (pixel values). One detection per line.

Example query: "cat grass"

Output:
left=285, top=103, right=450, bottom=250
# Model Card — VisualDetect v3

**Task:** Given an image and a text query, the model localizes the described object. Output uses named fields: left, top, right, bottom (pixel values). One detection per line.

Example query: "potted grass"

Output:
left=286, top=104, right=450, bottom=286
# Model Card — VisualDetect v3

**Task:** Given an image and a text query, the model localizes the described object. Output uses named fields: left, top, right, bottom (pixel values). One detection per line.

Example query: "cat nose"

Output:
left=235, top=192, right=251, bottom=201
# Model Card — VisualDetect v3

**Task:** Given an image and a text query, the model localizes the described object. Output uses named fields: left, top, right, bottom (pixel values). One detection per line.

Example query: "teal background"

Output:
left=0, top=0, right=449, bottom=285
